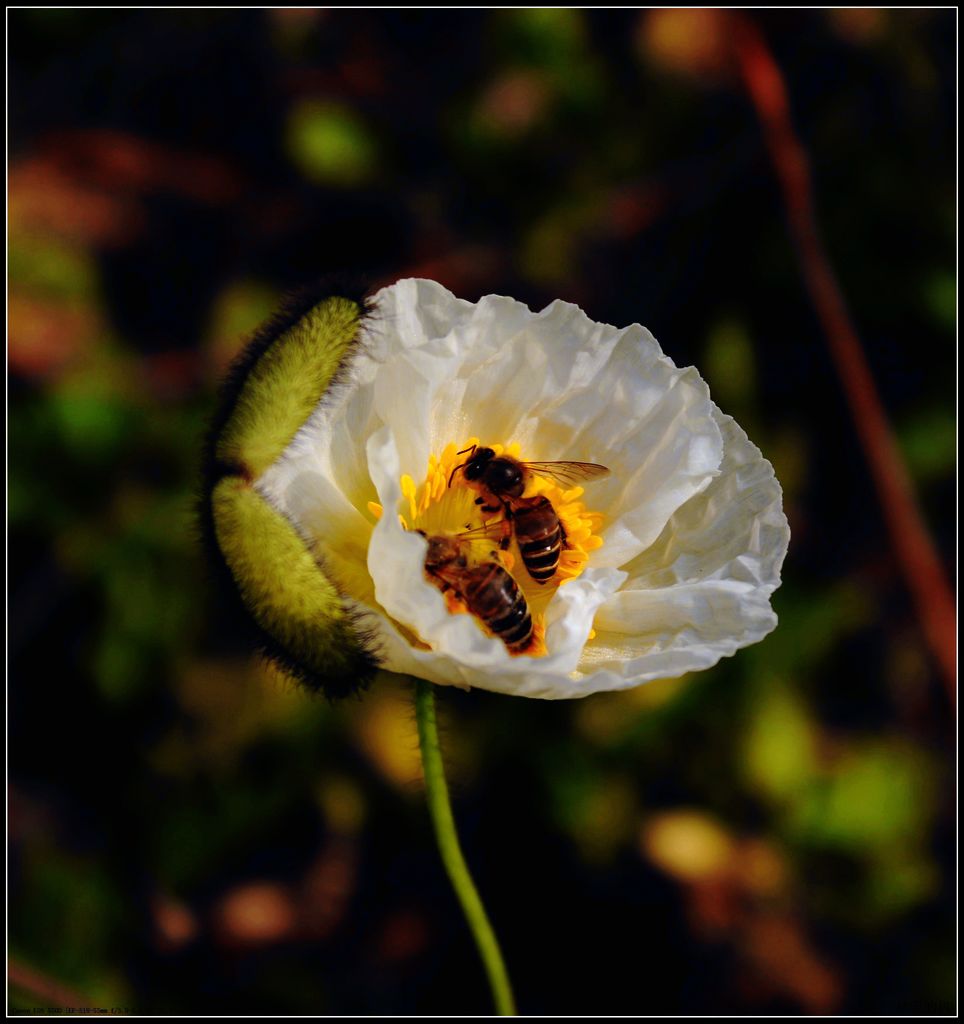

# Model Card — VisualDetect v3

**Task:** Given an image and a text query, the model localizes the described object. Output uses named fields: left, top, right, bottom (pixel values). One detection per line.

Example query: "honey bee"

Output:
left=449, top=445, right=609, bottom=584
left=418, top=526, right=534, bottom=654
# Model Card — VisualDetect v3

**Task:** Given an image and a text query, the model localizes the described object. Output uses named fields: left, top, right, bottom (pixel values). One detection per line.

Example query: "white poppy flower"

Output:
left=237, top=278, right=789, bottom=700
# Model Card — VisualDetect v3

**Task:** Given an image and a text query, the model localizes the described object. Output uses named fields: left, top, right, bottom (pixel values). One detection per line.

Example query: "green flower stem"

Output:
left=413, top=678, right=517, bottom=1016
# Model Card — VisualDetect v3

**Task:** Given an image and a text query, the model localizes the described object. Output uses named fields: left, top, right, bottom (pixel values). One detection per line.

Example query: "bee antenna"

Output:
left=448, top=444, right=478, bottom=488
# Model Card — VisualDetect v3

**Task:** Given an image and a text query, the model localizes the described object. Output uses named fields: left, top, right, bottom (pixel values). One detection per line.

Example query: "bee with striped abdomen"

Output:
left=419, top=526, right=534, bottom=654
left=448, top=445, right=609, bottom=584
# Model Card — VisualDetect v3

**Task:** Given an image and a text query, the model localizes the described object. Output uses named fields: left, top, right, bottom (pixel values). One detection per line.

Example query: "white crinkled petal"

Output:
left=366, top=282, right=725, bottom=562
left=263, top=279, right=724, bottom=563
left=254, top=279, right=788, bottom=699
left=574, top=410, right=789, bottom=691
left=615, top=411, right=789, bottom=595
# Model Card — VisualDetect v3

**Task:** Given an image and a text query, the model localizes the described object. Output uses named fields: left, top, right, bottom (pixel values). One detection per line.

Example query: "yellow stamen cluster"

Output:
left=368, top=438, right=605, bottom=656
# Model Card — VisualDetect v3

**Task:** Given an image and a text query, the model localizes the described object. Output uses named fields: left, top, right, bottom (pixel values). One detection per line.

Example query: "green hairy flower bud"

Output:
left=201, top=285, right=378, bottom=698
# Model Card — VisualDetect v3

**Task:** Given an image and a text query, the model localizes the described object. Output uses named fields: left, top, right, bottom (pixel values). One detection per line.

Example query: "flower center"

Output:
left=370, top=438, right=604, bottom=657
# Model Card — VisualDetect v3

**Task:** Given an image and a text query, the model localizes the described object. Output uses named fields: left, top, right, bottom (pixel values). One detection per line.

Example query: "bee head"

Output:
left=462, top=446, right=495, bottom=482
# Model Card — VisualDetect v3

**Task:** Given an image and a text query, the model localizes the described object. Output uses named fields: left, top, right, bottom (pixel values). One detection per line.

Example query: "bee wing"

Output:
left=522, top=461, right=611, bottom=487
left=452, top=519, right=508, bottom=540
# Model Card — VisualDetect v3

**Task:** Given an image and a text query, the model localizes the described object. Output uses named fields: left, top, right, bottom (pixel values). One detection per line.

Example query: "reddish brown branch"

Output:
left=729, top=14, right=956, bottom=700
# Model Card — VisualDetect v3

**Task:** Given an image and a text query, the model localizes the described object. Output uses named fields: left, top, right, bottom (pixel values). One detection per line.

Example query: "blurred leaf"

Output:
left=521, top=214, right=576, bottom=284
left=316, top=776, right=367, bottom=835
left=14, top=848, right=130, bottom=1003
left=498, top=9, right=602, bottom=106
left=9, top=233, right=100, bottom=300
left=897, top=407, right=956, bottom=482
left=575, top=677, right=690, bottom=750
left=743, top=678, right=818, bottom=802
left=864, top=846, right=939, bottom=919
left=286, top=101, right=377, bottom=186
left=920, top=270, right=955, bottom=334
left=702, top=317, right=757, bottom=420
left=147, top=771, right=314, bottom=891
left=764, top=427, right=809, bottom=507
left=51, top=390, right=133, bottom=462
left=747, top=582, right=873, bottom=679
left=790, top=741, right=937, bottom=852
left=93, top=553, right=192, bottom=700
left=500, top=9, right=586, bottom=68
left=519, top=197, right=605, bottom=284
left=572, top=775, right=637, bottom=862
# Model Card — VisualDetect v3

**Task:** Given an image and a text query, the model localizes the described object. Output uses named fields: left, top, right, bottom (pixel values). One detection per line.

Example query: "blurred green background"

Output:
left=8, top=9, right=955, bottom=1015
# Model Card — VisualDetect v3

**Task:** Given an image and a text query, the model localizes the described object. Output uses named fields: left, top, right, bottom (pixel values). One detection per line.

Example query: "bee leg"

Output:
left=481, top=503, right=500, bottom=513
left=499, top=519, right=512, bottom=550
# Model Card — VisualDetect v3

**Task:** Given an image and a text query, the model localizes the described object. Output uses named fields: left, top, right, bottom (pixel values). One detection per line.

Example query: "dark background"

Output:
left=8, top=9, right=956, bottom=1015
